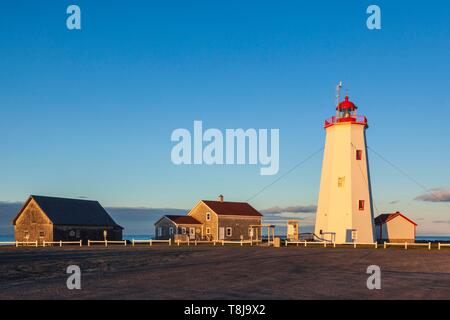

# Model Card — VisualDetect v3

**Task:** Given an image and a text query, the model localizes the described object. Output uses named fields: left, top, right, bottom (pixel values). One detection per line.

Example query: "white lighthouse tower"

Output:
left=314, top=89, right=375, bottom=244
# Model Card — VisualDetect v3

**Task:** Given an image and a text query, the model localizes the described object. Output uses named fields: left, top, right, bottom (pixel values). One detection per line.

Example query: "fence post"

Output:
left=80, top=240, right=82, bottom=247
left=354, top=242, right=357, bottom=249
left=428, top=242, right=431, bottom=250
left=304, top=241, right=307, bottom=247
left=124, top=240, right=127, bottom=246
left=88, top=240, right=90, bottom=247
left=384, top=242, right=386, bottom=249
left=105, top=240, right=108, bottom=247
left=169, top=238, right=172, bottom=246
left=375, top=242, right=378, bottom=249
left=15, top=241, right=18, bottom=248
left=35, top=241, right=38, bottom=247
left=404, top=242, right=408, bottom=250
left=222, top=240, right=225, bottom=246
left=60, top=240, right=63, bottom=247
left=240, top=240, right=243, bottom=246
left=150, top=239, right=153, bottom=247
left=324, top=242, right=327, bottom=248
left=333, top=242, right=336, bottom=248
left=43, top=241, right=46, bottom=247
left=438, top=243, right=441, bottom=250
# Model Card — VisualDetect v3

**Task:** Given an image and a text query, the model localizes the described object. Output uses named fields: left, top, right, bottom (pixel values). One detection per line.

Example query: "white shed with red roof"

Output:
left=375, top=212, right=417, bottom=243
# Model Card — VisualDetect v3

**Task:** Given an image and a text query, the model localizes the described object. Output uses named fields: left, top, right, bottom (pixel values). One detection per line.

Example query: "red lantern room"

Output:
left=336, top=96, right=357, bottom=118
left=324, top=94, right=368, bottom=128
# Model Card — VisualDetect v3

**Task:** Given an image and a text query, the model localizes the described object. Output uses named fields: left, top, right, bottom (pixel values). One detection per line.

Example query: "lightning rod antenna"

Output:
left=336, top=81, right=343, bottom=107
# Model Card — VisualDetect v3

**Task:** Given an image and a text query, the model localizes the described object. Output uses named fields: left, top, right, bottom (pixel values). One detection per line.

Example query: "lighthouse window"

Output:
left=338, top=177, right=345, bottom=188
left=358, top=200, right=365, bottom=211
left=356, top=150, right=363, bottom=160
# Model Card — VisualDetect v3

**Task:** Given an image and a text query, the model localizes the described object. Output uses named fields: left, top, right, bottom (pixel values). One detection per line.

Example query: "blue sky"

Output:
left=0, top=1, right=449, bottom=235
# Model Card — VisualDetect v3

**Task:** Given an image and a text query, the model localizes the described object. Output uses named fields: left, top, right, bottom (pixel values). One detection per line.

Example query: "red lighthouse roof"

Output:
left=337, top=96, right=357, bottom=110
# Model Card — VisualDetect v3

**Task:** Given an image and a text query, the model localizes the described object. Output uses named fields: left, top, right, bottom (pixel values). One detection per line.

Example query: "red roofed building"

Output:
left=375, top=212, right=418, bottom=243
left=154, top=195, right=263, bottom=241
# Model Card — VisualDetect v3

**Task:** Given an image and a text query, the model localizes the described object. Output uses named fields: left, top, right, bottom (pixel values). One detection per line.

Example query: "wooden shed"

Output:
left=13, top=195, right=123, bottom=244
left=375, top=212, right=417, bottom=243
left=154, top=215, right=202, bottom=241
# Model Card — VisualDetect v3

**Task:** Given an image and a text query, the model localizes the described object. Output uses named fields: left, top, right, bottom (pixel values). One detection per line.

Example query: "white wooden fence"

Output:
left=43, top=240, right=83, bottom=247
left=334, top=242, right=378, bottom=249
left=16, top=241, right=39, bottom=247
left=174, top=239, right=256, bottom=246
left=285, top=241, right=376, bottom=248
left=2, top=239, right=448, bottom=250
left=0, top=241, right=18, bottom=247
left=285, top=240, right=329, bottom=247
left=383, top=242, right=431, bottom=250
left=88, top=240, right=127, bottom=247
left=132, top=239, right=172, bottom=246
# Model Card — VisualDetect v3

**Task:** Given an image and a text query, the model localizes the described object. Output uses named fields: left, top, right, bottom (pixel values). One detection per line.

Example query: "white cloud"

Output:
left=415, top=188, right=450, bottom=202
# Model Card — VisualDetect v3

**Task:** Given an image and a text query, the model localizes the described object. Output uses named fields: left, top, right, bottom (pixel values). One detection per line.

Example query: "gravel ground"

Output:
left=0, top=245, right=449, bottom=300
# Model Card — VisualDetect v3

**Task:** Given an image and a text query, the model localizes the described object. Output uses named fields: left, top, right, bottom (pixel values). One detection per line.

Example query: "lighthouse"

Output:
left=314, top=91, right=375, bottom=244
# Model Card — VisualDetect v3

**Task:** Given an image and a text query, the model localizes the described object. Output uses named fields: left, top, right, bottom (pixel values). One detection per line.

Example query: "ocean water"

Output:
left=416, top=236, right=450, bottom=242
left=124, top=235, right=153, bottom=241
left=0, top=236, right=14, bottom=242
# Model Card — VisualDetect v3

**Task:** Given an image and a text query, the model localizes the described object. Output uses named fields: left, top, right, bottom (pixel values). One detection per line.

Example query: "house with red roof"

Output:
left=374, top=211, right=417, bottom=243
left=154, top=195, right=263, bottom=241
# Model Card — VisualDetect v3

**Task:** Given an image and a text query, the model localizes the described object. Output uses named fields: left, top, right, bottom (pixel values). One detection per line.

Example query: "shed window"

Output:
left=181, top=227, right=186, bottom=235
left=39, top=231, right=45, bottom=237
left=206, top=212, right=211, bottom=221
left=356, top=150, right=363, bottom=160
left=206, top=227, right=211, bottom=235
left=359, top=200, right=365, bottom=211
left=338, top=177, right=345, bottom=188
left=226, top=227, right=232, bottom=237
left=169, top=227, right=174, bottom=235
left=158, top=227, right=162, bottom=237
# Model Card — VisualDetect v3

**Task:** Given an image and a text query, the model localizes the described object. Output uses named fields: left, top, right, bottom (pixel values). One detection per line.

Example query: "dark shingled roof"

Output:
left=17, top=195, right=123, bottom=228
left=202, top=200, right=263, bottom=217
left=165, top=215, right=202, bottom=225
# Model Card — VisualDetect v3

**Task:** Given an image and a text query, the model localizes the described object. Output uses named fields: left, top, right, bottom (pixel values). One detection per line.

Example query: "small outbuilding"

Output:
left=375, top=211, right=417, bottom=243
left=13, top=195, right=123, bottom=244
left=154, top=215, right=203, bottom=241
left=287, top=220, right=300, bottom=241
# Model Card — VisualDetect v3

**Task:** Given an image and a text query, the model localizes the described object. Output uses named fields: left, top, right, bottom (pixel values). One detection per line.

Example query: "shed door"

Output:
left=219, top=227, right=225, bottom=240
left=287, top=224, right=295, bottom=237
left=189, top=227, right=195, bottom=240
